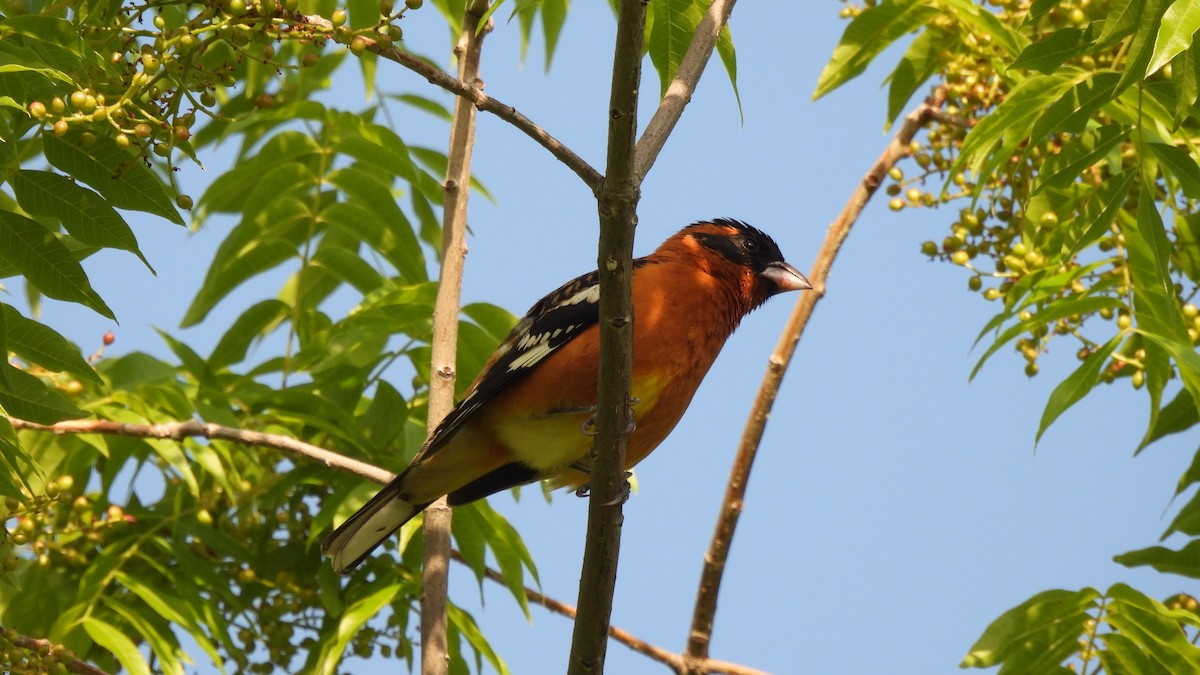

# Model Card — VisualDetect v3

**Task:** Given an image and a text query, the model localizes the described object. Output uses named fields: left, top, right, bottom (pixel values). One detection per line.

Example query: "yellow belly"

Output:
left=492, top=373, right=669, bottom=472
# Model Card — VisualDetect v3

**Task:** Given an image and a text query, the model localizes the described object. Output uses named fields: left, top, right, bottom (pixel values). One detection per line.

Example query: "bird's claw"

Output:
left=573, top=471, right=633, bottom=505
left=579, top=397, right=639, bottom=436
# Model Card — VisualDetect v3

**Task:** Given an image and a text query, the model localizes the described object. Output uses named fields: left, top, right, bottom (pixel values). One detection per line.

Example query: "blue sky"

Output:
left=33, top=2, right=1199, bottom=674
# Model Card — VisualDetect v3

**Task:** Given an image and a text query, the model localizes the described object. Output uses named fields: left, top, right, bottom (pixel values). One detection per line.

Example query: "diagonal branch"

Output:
left=7, top=417, right=395, bottom=484
left=681, top=91, right=947, bottom=673
left=295, top=13, right=602, bottom=190
left=0, top=626, right=110, bottom=675
left=448, top=552, right=768, bottom=675
left=635, top=0, right=738, bottom=182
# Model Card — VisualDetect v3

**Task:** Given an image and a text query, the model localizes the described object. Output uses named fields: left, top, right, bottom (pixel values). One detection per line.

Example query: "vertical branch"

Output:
left=566, top=0, right=647, bottom=673
left=635, top=0, right=737, bottom=181
left=680, top=94, right=944, bottom=674
left=421, top=2, right=491, bottom=673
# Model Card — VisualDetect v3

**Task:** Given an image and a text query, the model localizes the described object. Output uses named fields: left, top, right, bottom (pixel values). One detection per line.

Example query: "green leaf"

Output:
left=540, top=0, right=569, bottom=71
left=1011, top=26, right=1087, bottom=74
left=884, top=29, right=940, bottom=126
left=1147, top=0, right=1200, bottom=76
left=1, top=303, right=102, bottom=384
left=1099, top=631, right=1158, bottom=675
left=103, top=597, right=187, bottom=675
left=1065, top=170, right=1135, bottom=258
left=971, top=295, right=1122, bottom=380
left=938, top=0, right=1026, bottom=56
left=10, top=170, right=152, bottom=270
left=310, top=244, right=385, bottom=294
left=813, top=0, right=937, bottom=101
left=1029, top=72, right=1120, bottom=142
left=42, top=134, right=183, bottom=225
left=961, top=588, right=1100, bottom=669
left=715, top=23, right=742, bottom=122
left=0, top=210, right=113, bottom=319
left=208, top=299, right=290, bottom=369
left=1104, top=583, right=1200, bottom=671
left=1034, top=124, right=1129, bottom=193
left=1098, top=0, right=1141, bottom=45
left=1139, top=387, right=1199, bottom=452
left=180, top=197, right=308, bottom=327
left=390, top=93, right=453, bottom=121
left=1115, top=0, right=1172, bottom=93
left=1173, top=46, right=1199, bottom=124
left=325, top=164, right=426, bottom=282
left=954, top=74, right=1076, bottom=190
left=1147, top=142, right=1200, bottom=200
left=315, top=583, right=400, bottom=675
left=647, top=0, right=702, bottom=97
left=1117, top=536, right=1200, bottom=578
left=83, top=616, right=151, bottom=675
left=1036, top=335, right=1120, bottom=445
left=448, top=603, right=511, bottom=675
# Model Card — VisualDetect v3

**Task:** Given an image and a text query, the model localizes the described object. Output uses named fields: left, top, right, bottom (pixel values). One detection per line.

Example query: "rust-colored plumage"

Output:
left=322, top=219, right=810, bottom=574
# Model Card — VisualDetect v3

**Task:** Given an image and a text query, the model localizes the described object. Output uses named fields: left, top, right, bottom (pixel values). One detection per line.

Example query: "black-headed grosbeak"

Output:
left=322, top=219, right=811, bottom=574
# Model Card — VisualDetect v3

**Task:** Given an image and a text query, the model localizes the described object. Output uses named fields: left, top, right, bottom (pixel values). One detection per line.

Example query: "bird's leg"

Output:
left=572, top=397, right=640, bottom=436
left=569, top=461, right=633, bottom=504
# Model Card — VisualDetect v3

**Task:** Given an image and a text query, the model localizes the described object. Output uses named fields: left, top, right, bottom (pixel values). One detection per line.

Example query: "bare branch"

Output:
left=682, top=91, right=947, bottom=672
left=567, top=0, right=648, bottom=672
left=421, top=2, right=492, bottom=672
left=448, top=553, right=768, bottom=675
left=8, top=417, right=394, bottom=485
left=294, top=13, right=602, bottom=190
left=635, top=0, right=737, bottom=182
left=0, top=625, right=111, bottom=675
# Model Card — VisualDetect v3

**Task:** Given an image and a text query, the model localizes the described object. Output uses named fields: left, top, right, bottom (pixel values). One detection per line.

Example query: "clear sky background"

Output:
left=29, top=3, right=1200, bottom=674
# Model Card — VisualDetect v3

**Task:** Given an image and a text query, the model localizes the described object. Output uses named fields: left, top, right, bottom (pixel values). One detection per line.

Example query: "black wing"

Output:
left=410, top=260, right=651, bottom=463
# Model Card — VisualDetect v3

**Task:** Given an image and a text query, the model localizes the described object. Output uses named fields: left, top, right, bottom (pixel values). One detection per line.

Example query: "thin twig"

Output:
left=681, top=91, right=947, bottom=673
left=7, top=417, right=395, bottom=485
left=447, top=553, right=768, bottom=675
left=421, top=3, right=491, bottom=672
left=0, top=626, right=111, bottom=675
left=635, top=0, right=737, bottom=181
left=295, top=13, right=602, bottom=190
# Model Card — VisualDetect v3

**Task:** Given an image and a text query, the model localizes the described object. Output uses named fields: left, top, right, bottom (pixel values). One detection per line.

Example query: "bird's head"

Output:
left=677, top=219, right=811, bottom=311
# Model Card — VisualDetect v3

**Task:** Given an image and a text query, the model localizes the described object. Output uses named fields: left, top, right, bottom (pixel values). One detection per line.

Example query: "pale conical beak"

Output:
left=762, top=261, right=812, bottom=292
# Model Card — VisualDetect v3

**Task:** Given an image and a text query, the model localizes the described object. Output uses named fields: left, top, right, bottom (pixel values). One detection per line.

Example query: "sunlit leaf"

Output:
left=1036, top=335, right=1120, bottom=445
left=83, top=615, right=151, bottom=675
left=0, top=209, right=114, bottom=319
left=813, top=0, right=937, bottom=101
left=1, top=303, right=102, bottom=384
left=961, top=588, right=1099, bottom=669
left=1147, top=0, right=1200, bottom=76
left=11, top=169, right=152, bottom=270
left=42, top=134, right=183, bottom=225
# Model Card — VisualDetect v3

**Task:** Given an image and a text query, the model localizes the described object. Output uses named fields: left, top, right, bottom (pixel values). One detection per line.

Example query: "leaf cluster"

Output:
left=820, top=0, right=1200, bottom=670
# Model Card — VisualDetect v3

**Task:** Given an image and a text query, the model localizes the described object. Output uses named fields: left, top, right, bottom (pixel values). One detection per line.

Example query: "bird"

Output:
left=321, top=218, right=811, bottom=574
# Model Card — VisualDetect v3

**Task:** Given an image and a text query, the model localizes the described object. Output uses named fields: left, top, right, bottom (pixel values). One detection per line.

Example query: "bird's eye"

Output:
left=743, top=238, right=760, bottom=253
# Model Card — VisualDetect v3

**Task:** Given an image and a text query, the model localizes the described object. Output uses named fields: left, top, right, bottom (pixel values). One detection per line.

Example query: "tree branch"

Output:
left=7, top=417, right=395, bottom=484
left=448, top=553, right=767, bottom=675
left=681, top=91, right=946, bottom=673
left=421, top=3, right=491, bottom=672
left=635, top=0, right=737, bottom=181
left=0, top=625, right=111, bottom=675
left=567, top=1, right=647, bottom=673
left=294, top=13, right=602, bottom=190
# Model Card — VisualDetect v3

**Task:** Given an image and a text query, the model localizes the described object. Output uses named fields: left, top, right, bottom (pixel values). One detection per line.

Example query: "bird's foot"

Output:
left=573, top=470, right=633, bottom=505
left=578, top=397, right=639, bottom=436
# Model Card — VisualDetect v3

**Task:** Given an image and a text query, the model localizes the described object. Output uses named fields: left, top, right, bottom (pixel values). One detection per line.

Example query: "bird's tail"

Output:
left=321, top=483, right=426, bottom=575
